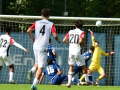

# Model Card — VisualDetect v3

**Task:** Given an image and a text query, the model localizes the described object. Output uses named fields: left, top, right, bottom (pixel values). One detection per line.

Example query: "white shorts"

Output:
left=34, top=50, right=47, bottom=68
left=0, top=56, right=13, bottom=66
left=68, top=54, right=85, bottom=66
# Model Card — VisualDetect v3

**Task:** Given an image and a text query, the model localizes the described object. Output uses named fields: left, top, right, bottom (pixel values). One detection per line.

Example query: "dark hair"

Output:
left=49, top=38, right=51, bottom=43
left=74, top=20, right=84, bottom=29
left=95, top=40, right=99, bottom=44
left=5, top=26, right=12, bottom=33
left=89, top=46, right=94, bottom=52
left=47, top=58, right=53, bottom=65
left=41, top=8, right=50, bottom=17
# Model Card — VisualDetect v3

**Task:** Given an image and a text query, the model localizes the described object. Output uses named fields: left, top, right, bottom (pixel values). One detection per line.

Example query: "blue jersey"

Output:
left=83, top=51, right=92, bottom=64
left=47, top=44, right=56, bottom=62
left=73, top=51, right=92, bottom=75
left=42, top=63, right=61, bottom=81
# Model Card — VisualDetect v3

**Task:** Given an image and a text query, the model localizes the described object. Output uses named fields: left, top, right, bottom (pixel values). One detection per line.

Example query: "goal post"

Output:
left=0, top=15, right=120, bottom=85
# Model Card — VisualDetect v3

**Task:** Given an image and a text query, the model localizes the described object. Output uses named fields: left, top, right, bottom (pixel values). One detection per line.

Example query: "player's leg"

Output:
left=85, top=62, right=97, bottom=85
left=51, top=75, right=67, bottom=85
left=87, top=69, right=93, bottom=84
left=31, top=51, right=47, bottom=90
left=78, top=54, right=89, bottom=83
left=96, top=65, right=105, bottom=85
left=27, top=50, right=38, bottom=83
left=27, top=64, right=38, bottom=83
left=0, top=57, right=4, bottom=70
left=4, top=56, right=17, bottom=84
left=66, top=54, right=75, bottom=87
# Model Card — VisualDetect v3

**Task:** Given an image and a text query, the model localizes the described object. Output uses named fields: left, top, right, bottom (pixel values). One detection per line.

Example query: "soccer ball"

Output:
left=96, top=20, right=102, bottom=27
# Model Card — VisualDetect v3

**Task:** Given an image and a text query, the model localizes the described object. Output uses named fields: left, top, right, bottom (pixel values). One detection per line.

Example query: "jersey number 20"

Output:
left=69, top=34, right=79, bottom=44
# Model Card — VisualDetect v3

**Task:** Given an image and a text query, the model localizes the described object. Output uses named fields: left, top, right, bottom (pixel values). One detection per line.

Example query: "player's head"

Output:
left=41, top=8, right=50, bottom=19
left=95, top=40, right=99, bottom=46
left=47, top=58, right=53, bottom=65
left=74, top=20, right=84, bottom=29
left=49, top=38, right=51, bottom=43
left=5, top=26, right=12, bottom=34
left=89, top=46, right=94, bottom=53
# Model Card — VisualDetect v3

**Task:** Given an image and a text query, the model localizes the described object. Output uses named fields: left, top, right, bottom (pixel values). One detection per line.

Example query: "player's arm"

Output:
left=39, top=69, right=46, bottom=84
left=56, top=64, right=62, bottom=75
left=101, top=49, right=115, bottom=56
left=88, top=29, right=95, bottom=46
left=27, top=22, right=35, bottom=42
left=57, top=69, right=62, bottom=75
left=52, top=46, right=57, bottom=58
left=79, top=31, right=86, bottom=47
left=39, top=73, right=45, bottom=84
left=10, top=38, right=29, bottom=53
left=63, top=32, right=69, bottom=44
left=51, top=24, right=60, bottom=43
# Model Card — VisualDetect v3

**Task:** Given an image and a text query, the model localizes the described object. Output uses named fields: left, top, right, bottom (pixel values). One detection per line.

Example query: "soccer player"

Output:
left=73, top=46, right=94, bottom=84
left=0, top=26, right=29, bottom=84
left=27, top=8, right=60, bottom=90
left=27, top=38, right=57, bottom=83
left=88, top=29, right=115, bottom=85
left=39, top=58, right=80, bottom=85
left=63, top=20, right=89, bottom=87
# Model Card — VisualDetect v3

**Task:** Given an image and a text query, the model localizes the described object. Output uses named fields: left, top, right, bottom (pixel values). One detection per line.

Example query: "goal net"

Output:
left=0, top=15, right=120, bottom=85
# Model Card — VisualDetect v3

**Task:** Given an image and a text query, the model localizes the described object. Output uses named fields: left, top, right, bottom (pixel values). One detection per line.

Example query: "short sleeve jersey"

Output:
left=0, top=34, right=15, bottom=56
left=65, top=29, right=85, bottom=55
left=42, top=63, right=61, bottom=81
left=30, top=19, right=56, bottom=51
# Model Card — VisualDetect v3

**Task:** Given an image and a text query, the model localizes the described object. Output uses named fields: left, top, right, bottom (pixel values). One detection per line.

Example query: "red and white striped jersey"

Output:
left=0, top=34, right=15, bottom=57
left=65, top=28, right=85, bottom=55
left=30, top=19, right=56, bottom=51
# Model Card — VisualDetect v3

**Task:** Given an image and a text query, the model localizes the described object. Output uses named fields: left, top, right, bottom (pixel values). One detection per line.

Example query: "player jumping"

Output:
left=88, top=29, right=115, bottom=85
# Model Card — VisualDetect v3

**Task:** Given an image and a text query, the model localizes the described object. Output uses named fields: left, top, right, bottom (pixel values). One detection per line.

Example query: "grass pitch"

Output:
left=0, top=84, right=120, bottom=90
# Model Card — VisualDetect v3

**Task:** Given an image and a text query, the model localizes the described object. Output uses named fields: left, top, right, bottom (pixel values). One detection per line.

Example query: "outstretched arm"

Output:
left=101, top=48, right=115, bottom=56
left=10, top=38, right=29, bottom=53
left=88, top=29, right=95, bottom=46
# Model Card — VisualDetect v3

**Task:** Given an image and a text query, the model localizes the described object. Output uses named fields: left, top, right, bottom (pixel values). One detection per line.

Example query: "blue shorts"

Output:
left=51, top=75, right=68, bottom=85
left=73, top=64, right=82, bottom=75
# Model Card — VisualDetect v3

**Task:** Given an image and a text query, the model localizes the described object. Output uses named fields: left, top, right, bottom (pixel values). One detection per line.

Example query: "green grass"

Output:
left=0, top=84, right=120, bottom=90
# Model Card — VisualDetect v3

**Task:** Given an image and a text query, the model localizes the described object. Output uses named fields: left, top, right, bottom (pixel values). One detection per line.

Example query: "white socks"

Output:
left=9, top=72, right=14, bottom=82
left=31, top=67, right=37, bottom=74
left=84, top=74, right=89, bottom=82
left=68, top=75, right=72, bottom=85
left=33, top=78, right=39, bottom=86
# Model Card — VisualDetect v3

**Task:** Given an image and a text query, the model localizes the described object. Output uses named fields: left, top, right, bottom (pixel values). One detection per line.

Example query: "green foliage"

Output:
left=2, top=0, right=120, bottom=17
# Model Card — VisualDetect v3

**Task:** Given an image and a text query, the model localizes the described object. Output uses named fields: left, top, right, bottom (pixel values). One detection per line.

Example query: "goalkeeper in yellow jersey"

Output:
left=87, top=29, right=115, bottom=85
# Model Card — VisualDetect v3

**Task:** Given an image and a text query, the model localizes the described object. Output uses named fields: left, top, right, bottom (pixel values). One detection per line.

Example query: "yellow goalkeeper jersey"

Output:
left=91, top=36, right=109, bottom=65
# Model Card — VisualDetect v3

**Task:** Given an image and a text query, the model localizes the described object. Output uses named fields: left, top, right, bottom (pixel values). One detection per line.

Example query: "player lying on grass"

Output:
left=87, top=29, right=115, bottom=85
left=39, top=58, right=81, bottom=85
left=73, top=46, right=94, bottom=85
left=27, top=38, right=58, bottom=83
left=63, top=20, right=89, bottom=87
left=0, top=26, right=29, bottom=84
